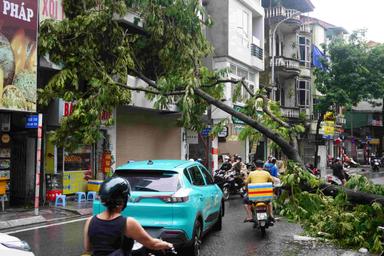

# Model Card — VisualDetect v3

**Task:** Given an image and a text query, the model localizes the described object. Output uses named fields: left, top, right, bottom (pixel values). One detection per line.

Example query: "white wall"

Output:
left=228, top=0, right=252, bottom=65
left=312, top=24, right=326, bottom=50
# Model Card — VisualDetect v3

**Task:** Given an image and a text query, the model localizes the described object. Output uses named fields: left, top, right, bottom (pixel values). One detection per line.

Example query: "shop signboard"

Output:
left=39, top=0, right=65, bottom=22
left=25, top=114, right=39, bottom=128
left=218, top=126, right=228, bottom=138
left=39, top=0, right=64, bottom=69
left=232, top=105, right=245, bottom=125
left=0, top=0, right=38, bottom=112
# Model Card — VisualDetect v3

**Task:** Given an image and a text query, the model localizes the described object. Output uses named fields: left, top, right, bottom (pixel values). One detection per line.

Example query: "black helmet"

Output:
left=99, top=177, right=131, bottom=211
left=254, top=160, right=264, bottom=168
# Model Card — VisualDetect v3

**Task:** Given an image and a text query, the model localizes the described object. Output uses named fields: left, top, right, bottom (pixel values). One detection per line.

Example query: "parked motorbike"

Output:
left=132, top=241, right=177, bottom=256
left=222, top=170, right=244, bottom=200
left=343, top=154, right=359, bottom=168
left=305, top=163, right=320, bottom=177
left=371, top=157, right=381, bottom=172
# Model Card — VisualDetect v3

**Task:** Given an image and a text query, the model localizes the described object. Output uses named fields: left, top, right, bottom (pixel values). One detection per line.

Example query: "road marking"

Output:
left=5, top=217, right=89, bottom=235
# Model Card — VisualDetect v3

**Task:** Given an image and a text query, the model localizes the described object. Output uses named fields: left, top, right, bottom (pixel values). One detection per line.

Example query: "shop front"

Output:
left=43, top=100, right=115, bottom=200
left=0, top=0, right=39, bottom=207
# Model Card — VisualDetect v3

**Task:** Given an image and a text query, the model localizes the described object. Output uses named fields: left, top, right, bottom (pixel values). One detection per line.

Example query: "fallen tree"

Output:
left=278, top=162, right=384, bottom=253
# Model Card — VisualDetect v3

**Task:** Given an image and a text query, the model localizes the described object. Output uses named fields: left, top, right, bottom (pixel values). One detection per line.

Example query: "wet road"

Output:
left=8, top=197, right=363, bottom=256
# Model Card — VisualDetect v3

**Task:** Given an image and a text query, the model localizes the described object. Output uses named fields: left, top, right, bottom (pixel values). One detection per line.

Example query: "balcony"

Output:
left=281, top=107, right=300, bottom=119
left=265, top=6, right=301, bottom=21
left=300, top=24, right=311, bottom=34
left=250, top=43, right=264, bottom=71
left=251, top=44, right=263, bottom=60
left=271, top=56, right=300, bottom=74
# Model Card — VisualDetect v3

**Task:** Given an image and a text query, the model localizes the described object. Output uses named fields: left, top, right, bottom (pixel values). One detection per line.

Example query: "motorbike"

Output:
left=132, top=241, right=177, bottom=256
left=372, top=157, right=381, bottom=172
left=343, top=154, right=359, bottom=168
left=213, top=169, right=226, bottom=191
left=250, top=201, right=273, bottom=237
left=305, top=163, right=320, bottom=177
left=222, top=170, right=244, bottom=200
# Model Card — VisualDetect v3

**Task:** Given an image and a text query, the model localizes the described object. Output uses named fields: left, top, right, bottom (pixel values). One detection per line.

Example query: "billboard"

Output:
left=0, top=0, right=38, bottom=112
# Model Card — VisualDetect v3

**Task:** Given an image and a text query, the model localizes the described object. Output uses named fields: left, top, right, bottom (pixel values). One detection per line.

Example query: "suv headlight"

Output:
left=2, top=240, right=32, bottom=251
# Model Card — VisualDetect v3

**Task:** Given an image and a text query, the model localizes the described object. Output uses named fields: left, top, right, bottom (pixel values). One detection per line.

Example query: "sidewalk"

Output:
left=0, top=200, right=93, bottom=231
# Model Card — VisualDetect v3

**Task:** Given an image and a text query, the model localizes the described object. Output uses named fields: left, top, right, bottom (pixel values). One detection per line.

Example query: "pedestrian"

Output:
left=82, top=177, right=173, bottom=256
left=330, top=157, right=347, bottom=185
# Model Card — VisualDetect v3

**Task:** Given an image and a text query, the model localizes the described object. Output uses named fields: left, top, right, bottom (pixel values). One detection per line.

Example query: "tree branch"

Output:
left=194, top=88, right=303, bottom=163
left=114, top=81, right=185, bottom=96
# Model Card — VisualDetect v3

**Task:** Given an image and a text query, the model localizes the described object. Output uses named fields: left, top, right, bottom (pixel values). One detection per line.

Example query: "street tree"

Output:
left=39, top=0, right=305, bottom=163
left=313, top=31, right=382, bottom=167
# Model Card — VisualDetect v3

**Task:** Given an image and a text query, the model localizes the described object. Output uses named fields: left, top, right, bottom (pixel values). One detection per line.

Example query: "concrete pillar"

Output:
left=181, top=128, right=188, bottom=160
left=212, top=136, right=219, bottom=172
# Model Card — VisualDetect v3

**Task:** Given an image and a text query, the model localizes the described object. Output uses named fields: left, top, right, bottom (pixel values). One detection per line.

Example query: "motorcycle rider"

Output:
left=330, top=157, right=347, bottom=185
left=83, top=177, right=173, bottom=256
left=220, top=155, right=232, bottom=172
left=243, top=160, right=274, bottom=223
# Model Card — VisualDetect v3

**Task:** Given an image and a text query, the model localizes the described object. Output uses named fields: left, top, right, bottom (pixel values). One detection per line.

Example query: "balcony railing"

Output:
left=251, top=44, right=263, bottom=60
left=265, top=6, right=301, bottom=21
left=271, top=56, right=300, bottom=70
left=300, top=24, right=311, bottom=33
left=281, top=107, right=300, bottom=119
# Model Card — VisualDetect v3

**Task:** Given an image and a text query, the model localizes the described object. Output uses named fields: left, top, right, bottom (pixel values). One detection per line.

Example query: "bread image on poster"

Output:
left=0, top=0, right=38, bottom=112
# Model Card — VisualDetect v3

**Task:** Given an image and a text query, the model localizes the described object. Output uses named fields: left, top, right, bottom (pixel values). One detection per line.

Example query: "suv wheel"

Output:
left=185, top=220, right=202, bottom=256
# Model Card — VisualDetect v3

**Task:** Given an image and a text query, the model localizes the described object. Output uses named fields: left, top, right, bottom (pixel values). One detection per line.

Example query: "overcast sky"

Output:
left=309, top=0, right=384, bottom=43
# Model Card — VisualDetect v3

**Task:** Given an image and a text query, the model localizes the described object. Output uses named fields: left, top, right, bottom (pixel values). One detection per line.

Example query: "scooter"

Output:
left=222, top=170, right=244, bottom=200
left=371, top=157, right=381, bottom=172
left=132, top=241, right=177, bottom=256
left=250, top=201, right=273, bottom=237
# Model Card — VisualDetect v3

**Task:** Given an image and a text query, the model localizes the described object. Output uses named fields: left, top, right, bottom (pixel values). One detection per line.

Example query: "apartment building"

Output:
left=204, top=0, right=265, bottom=167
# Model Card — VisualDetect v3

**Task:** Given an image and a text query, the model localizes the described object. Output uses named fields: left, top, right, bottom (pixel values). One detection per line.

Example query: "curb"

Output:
left=0, top=215, right=46, bottom=230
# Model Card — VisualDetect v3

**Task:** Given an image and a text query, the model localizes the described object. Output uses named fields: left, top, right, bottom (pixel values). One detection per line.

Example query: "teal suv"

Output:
left=93, top=160, right=224, bottom=256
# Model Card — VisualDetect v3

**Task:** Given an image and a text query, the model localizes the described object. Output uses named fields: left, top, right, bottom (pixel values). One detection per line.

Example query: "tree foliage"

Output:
left=39, top=0, right=305, bottom=162
left=278, top=162, right=384, bottom=253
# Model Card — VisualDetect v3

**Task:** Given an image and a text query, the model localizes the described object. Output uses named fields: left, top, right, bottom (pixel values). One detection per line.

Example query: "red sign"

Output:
left=101, top=151, right=112, bottom=173
left=63, top=102, right=73, bottom=116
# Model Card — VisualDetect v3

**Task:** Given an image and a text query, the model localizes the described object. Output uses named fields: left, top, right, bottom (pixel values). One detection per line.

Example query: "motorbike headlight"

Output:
left=1, top=240, right=32, bottom=251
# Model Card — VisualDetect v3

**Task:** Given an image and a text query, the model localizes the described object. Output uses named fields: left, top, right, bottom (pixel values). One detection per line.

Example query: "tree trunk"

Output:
left=194, top=88, right=304, bottom=165
left=299, top=182, right=384, bottom=205
left=320, top=184, right=384, bottom=205
left=314, top=111, right=326, bottom=168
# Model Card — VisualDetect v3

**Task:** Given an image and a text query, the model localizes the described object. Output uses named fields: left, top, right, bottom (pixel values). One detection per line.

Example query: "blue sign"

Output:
left=201, top=127, right=212, bottom=137
left=26, top=115, right=39, bottom=129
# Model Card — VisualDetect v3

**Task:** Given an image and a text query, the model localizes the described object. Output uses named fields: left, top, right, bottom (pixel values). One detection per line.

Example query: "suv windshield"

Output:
left=115, top=170, right=180, bottom=192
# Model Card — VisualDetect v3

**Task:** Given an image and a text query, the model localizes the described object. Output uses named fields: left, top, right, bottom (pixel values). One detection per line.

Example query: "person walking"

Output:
left=83, top=177, right=173, bottom=256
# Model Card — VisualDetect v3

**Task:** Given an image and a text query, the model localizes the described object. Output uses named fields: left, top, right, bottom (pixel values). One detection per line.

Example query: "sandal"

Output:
left=243, top=218, right=253, bottom=223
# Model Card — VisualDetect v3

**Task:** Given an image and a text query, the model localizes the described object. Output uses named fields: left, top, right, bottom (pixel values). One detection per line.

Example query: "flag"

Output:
left=312, top=44, right=326, bottom=70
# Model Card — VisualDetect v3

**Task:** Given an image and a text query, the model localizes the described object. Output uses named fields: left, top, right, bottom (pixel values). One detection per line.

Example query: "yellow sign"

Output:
left=63, top=171, right=87, bottom=194
left=44, top=134, right=55, bottom=174
left=369, top=139, right=380, bottom=145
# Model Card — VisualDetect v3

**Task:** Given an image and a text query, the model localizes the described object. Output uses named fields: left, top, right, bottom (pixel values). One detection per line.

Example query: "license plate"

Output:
left=257, top=212, right=268, bottom=220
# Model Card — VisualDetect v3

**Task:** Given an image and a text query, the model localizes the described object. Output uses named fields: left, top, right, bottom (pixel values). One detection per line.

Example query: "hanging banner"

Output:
left=0, top=0, right=38, bottom=112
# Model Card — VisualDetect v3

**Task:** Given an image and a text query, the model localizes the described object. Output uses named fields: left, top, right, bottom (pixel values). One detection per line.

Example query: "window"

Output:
left=115, top=170, right=180, bottom=192
left=187, top=166, right=205, bottom=186
left=229, top=63, right=256, bottom=101
left=198, top=165, right=214, bottom=185
left=297, top=80, right=310, bottom=107
left=298, top=36, right=311, bottom=68
left=184, top=169, right=192, bottom=184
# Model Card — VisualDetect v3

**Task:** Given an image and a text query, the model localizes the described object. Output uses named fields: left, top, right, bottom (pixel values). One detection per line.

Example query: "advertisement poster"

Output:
left=0, top=0, right=38, bottom=112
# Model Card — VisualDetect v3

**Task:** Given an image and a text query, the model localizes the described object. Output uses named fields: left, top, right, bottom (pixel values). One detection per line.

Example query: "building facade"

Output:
left=205, top=0, right=265, bottom=168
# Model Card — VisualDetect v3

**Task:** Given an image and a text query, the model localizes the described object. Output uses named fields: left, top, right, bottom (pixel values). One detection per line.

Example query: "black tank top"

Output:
left=88, top=215, right=134, bottom=256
